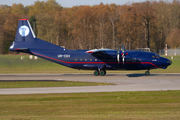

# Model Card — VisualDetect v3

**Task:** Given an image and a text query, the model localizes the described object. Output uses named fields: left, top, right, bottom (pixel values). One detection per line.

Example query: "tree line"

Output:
left=0, top=0, right=180, bottom=54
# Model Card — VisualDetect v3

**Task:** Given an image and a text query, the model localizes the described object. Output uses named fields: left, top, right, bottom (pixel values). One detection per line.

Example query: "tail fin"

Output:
left=15, top=19, right=36, bottom=41
left=10, top=19, right=66, bottom=53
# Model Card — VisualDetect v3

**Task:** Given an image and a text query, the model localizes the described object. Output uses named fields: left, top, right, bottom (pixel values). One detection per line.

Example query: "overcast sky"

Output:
left=0, top=0, right=159, bottom=7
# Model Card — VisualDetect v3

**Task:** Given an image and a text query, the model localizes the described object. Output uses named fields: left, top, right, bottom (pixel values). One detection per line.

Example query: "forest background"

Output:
left=0, top=0, right=180, bottom=54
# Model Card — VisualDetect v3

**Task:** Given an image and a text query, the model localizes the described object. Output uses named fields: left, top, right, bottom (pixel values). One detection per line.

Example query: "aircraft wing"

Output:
left=86, top=49, right=117, bottom=60
left=86, top=49, right=115, bottom=53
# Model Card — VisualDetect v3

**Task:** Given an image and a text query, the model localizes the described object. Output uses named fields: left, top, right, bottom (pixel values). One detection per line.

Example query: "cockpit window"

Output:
left=155, top=55, right=160, bottom=58
left=152, top=54, right=160, bottom=58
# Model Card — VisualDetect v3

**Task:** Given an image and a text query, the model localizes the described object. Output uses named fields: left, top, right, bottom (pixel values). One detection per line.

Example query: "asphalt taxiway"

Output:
left=0, top=73, right=180, bottom=94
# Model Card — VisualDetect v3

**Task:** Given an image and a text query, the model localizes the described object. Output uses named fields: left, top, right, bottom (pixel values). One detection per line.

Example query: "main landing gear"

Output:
left=94, top=70, right=150, bottom=76
left=145, top=70, right=150, bottom=76
left=94, top=70, right=106, bottom=76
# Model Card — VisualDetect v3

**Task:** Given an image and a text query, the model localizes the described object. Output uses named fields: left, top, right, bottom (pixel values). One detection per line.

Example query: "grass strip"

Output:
left=0, top=91, right=180, bottom=120
left=0, top=81, right=113, bottom=88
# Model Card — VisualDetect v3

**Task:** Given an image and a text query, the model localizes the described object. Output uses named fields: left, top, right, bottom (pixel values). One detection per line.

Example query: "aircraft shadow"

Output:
left=126, top=73, right=156, bottom=77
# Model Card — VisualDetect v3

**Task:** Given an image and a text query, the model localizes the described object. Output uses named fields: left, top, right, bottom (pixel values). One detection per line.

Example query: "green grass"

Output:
left=0, top=55, right=90, bottom=73
left=0, top=91, right=180, bottom=120
left=0, top=55, right=179, bottom=74
left=0, top=81, right=113, bottom=88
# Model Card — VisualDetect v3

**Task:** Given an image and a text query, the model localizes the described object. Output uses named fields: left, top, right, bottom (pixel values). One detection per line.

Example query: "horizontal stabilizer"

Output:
left=14, top=48, right=29, bottom=52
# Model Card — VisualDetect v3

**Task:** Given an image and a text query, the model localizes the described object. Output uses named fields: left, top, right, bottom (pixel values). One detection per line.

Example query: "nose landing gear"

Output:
left=145, top=70, right=150, bottom=76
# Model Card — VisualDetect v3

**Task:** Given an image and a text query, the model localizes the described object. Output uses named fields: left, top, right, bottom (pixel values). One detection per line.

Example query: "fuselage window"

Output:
left=75, top=59, right=77, bottom=61
left=80, top=59, right=82, bottom=61
left=95, top=59, right=97, bottom=61
left=90, top=59, right=92, bottom=61
left=132, top=58, right=136, bottom=62
left=85, top=59, right=87, bottom=61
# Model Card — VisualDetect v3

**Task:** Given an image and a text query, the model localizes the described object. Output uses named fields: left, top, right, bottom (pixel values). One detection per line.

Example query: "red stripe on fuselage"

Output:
left=32, top=52, right=158, bottom=68
left=141, top=62, right=158, bottom=68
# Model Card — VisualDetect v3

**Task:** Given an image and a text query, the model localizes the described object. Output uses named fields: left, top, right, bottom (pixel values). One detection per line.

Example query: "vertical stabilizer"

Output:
left=15, top=19, right=36, bottom=41
left=10, top=19, right=66, bottom=52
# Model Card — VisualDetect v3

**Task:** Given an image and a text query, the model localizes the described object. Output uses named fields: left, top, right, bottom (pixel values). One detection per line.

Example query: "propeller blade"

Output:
left=117, top=45, right=120, bottom=63
left=118, top=46, right=120, bottom=53
left=117, top=54, right=119, bottom=63
left=121, top=44, right=126, bottom=52
left=121, top=44, right=126, bottom=65
left=122, top=55, right=125, bottom=65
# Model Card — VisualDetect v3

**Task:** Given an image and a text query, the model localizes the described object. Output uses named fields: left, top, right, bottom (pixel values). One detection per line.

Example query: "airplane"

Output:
left=9, top=19, right=172, bottom=76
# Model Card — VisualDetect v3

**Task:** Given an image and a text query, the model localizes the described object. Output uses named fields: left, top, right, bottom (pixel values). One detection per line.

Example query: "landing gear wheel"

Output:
left=145, top=70, right=150, bottom=76
left=100, top=70, right=106, bottom=76
left=94, top=70, right=99, bottom=76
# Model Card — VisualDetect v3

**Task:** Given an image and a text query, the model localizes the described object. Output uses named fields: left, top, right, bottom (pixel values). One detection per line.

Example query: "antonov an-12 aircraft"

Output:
left=9, top=19, right=172, bottom=76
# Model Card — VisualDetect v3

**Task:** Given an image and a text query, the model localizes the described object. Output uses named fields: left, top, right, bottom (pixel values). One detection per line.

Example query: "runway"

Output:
left=0, top=73, right=180, bottom=94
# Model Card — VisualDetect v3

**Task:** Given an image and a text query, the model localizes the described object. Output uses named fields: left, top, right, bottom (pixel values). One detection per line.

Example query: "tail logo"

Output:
left=19, top=25, right=30, bottom=37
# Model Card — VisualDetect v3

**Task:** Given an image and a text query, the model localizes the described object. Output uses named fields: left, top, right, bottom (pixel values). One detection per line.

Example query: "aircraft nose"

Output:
left=160, top=58, right=172, bottom=69
left=167, top=60, right=172, bottom=65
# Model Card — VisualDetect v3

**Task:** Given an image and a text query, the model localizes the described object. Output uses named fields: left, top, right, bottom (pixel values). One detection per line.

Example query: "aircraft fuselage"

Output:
left=9, top=19, right=172, bottom=76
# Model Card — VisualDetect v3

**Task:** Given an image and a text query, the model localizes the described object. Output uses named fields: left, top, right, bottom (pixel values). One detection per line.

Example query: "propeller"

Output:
left=117, top=44, right=126, bottom=65
left=117, top=46, right=120, bottom=63
left=121, top=44, right=126, bottom=65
